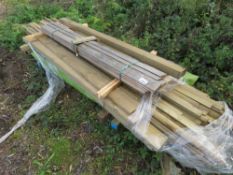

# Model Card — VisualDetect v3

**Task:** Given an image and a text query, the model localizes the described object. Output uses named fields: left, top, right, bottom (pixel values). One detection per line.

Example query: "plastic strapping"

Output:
left=118, top=61, right=139, bottom=80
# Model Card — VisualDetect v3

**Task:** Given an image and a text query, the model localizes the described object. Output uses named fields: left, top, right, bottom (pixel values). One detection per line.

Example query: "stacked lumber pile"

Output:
left=41, top=21, right=167, bottom=93
left=22, top=18, right=227, bottom=169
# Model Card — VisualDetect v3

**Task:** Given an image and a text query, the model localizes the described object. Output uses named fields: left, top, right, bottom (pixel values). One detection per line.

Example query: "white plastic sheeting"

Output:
left=162, top=103, right=233, bottom=174
left=0, top=48, right=64, bottom=144
left=128, top=78, right=233, bottom=174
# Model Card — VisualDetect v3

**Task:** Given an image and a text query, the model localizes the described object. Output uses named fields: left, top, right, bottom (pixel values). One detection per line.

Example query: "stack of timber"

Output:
left=22, top=19, right=226, bottom=167
left=41, top=21, right=166, bottom=93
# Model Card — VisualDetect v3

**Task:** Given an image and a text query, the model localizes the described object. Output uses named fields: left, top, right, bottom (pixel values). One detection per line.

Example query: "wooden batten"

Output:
left=97, top=79, right=121, bottom=98
left=23, top=32, right=44, bottom=43
left=22, top=19, right=228, bottom=167
left=73, top=36, right=97, bottom=45
left=25, top=35, right=168, bottom=150
left=150, top=50, right=158, bottom=56
left=59, top=18, right=186, bottom=78
left=20, top=44, right=30, bottom=54
left=41, top=21, right=166, bottom=94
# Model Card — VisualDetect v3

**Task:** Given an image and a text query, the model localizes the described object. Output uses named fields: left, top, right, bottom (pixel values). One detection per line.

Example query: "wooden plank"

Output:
left=150, top=50, right=158, bottom=56
left=163, top=90, right=214, bottom=123
left=24, top=22, right=223, bottom=119
left=175, top=84, right=224, bottom=113
left=20, top=44, right=30, bottom=54
left=152, top=109, right=227, bottom=166
left=156, top=100, right=202, bottom=128
left=43, top=22, right=166, bottom=81
left=38, top=35, right=111, bottom=90
left=41, top=22, right=165, bottom=93
left=108, top=86, right=140, bottom=114
left=152, top=109, right=182, bottom=132
left=59, top=18, right=186, bottom=78
left=174, top=90, right=221, bottom=119
left=97, top=79, right=121, bottom=98
left=44, top=21, right=164, bottom=80
left=82, top=23, right=88, bottom=27
left=23, top=25, right=226, bottom=165
left=25, top=35, right=168, bottom=150
left=88, top=41, right=166, bottom=78
left=23, top=32, right=43, bottom=42
left=175, top=86, right=213, bottom=108
left=104, top=96, right=168, bottom=149
left=164, top=90, right=204, bottom=116
left=25, top=26, right=37, bottom=34
left=24, top=32, right=229, bottom=167
left=73, top=36, right=97, bottom=44
left=30, top=40, right=98, bottom=96
left=29, top=22, right=41, bottom=32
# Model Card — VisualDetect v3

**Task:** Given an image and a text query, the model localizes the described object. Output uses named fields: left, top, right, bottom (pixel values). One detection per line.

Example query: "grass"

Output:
left=1, top=0, right=232, bottom=174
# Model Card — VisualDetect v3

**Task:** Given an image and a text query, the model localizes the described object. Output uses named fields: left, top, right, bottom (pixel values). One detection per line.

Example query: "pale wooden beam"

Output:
left=97, top=79, right=121, bottom=99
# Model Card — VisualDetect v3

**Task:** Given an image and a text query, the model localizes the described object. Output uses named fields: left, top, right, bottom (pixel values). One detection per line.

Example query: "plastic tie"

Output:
left=119, top=61, right=139, bottom=80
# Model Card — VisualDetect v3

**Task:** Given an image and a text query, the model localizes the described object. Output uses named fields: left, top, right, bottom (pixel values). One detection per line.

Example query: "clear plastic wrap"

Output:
left=128, top=91, right=154, bottom=135
left=0, top=45, right=64, bottom=144
left=127, top=91, right=159, bottom=150
left=127, top=78, right=180, bottom=150
left=163, top=103, right=233, bottom=174
left=127, top=78, right=233, bottom=174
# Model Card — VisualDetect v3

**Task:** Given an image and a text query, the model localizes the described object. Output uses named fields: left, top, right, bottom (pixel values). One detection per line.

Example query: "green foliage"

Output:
left=0, top=0, right=111, bottom=49
left=33, top=153, right=55, bottom=175
left=94, top=0, right=233, bottom=107
left=1, top=0, right=233, bottom=173
left=48, top=138, right=71, bottom=166
left=0, top=21, right=24, bottom=50
left=2, top=0, right=232, bottom=106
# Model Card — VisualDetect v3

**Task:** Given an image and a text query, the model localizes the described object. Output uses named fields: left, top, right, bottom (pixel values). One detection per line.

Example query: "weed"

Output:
left=33, top=153, right=55, bottom=175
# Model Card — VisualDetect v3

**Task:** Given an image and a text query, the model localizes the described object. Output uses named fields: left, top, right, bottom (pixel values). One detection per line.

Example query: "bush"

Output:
left=94, top=0, right=233, bottom=107
left=1, top=0, right=232, bottom=107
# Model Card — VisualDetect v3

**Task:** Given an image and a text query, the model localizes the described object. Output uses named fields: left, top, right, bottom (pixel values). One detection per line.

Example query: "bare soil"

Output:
left=0, top=48, right=33, bottom=174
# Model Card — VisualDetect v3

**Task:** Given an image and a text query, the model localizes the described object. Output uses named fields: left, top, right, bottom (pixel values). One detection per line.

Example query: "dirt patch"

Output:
left=0, top=48, right=26, bottom=114
left=0, top=48, right=28, bottom=96
left=0, top=47, right=35, bottom=174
